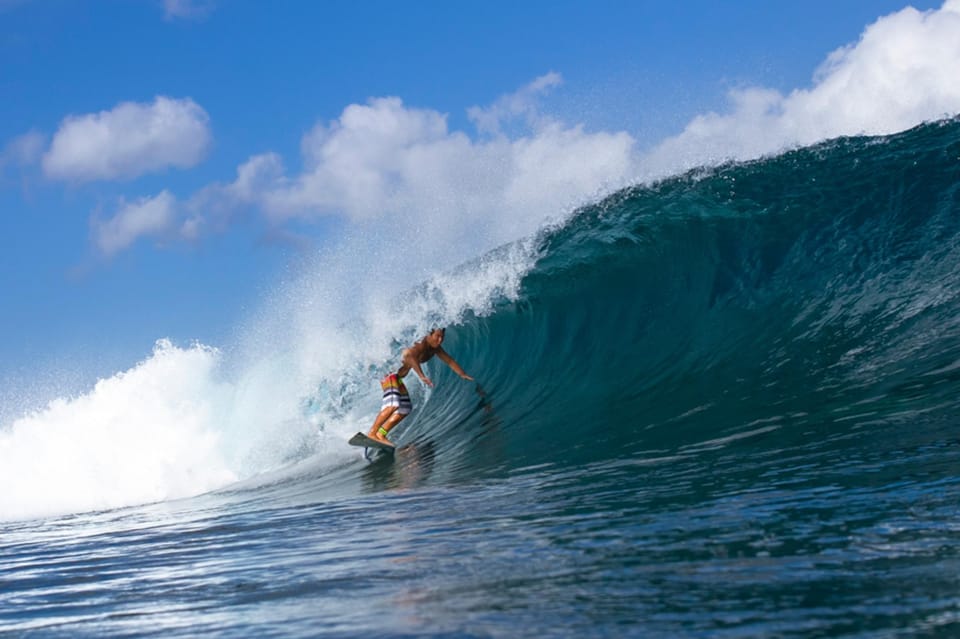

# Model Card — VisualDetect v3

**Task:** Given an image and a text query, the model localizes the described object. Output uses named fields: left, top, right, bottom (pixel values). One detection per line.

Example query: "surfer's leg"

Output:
left=370, top=372, right=412, bottom=443
left=368, top=406, right=397, bottom=439
left=376, top=411, right=407, bottom=443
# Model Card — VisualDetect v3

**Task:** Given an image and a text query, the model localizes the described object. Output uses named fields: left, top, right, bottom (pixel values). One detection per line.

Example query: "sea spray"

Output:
left=0, top=340, right=235, bottom=521
left=0, top=223, right=544, bottom=522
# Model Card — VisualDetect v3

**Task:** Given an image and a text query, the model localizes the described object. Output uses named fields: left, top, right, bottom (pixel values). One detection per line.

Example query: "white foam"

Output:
left=0, top=340, right=236, bottom=522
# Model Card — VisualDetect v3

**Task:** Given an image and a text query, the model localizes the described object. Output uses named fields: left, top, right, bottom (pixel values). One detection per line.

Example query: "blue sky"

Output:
left=1, top=0, right=957, bottom=392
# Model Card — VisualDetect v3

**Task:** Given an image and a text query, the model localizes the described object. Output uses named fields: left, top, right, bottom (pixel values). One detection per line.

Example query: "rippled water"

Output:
left=4, top=413, right=958, bottom=637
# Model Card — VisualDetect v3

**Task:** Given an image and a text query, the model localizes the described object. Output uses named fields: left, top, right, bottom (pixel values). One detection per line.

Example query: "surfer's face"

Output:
left=427, top=329, right=445, bottom=348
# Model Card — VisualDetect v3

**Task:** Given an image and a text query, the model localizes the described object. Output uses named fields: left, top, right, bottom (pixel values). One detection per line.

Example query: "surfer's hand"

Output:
left=423, top=377, right=434, bottom=388
left=461, top=374, right=475, bottom=381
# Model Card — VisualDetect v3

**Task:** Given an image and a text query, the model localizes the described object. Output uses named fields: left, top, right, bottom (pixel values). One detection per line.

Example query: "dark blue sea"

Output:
left=2, top=120, right=960, bottom=637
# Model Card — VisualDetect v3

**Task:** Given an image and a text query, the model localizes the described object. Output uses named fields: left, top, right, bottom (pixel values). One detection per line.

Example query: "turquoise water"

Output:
left=2, top=120, right=960, bottom=637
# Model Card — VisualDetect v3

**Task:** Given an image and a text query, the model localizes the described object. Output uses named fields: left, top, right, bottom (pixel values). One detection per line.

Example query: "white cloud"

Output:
left=645, top=0, right=960, bottom=174
left=220, top=76, right=636, bottom=255
left=95, top=0, right=960, bottom=262
left=43, top=96, right=211, bottom=183
left=92, top=191, right=179, bottom=257
left=153, top=75, right=638, bottom=286
left=198, top=0, right=960, bottom=257
left=182, top=152, right=284, bottom=233
left=467, top=71, right=563, bottom=136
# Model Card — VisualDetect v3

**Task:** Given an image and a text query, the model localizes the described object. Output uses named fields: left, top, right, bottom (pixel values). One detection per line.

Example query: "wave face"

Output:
left=3, top=120, right=960, bottom=637
left=403, top=118, right=960, bottom=479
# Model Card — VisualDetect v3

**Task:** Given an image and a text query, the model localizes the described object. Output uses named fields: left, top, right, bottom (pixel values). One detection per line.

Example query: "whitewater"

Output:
left=2, top=118, right=960, bottom=637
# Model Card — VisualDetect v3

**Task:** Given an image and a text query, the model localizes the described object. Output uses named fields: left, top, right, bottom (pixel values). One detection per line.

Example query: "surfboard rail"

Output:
left=348, top=432, right=396, bottom=451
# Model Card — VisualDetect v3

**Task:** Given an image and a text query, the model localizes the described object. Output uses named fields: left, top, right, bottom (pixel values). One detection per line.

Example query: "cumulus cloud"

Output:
left=215, top=74, right=636, bottom=255
left=43, top=96, right=211, bottom=183
left=196, top=0, right=960, bottom=255
left=92, top=191, right=180, bottom=257
left=94, top=1, right=960, bottom=262
left=645, top=0, right=960, bottom=174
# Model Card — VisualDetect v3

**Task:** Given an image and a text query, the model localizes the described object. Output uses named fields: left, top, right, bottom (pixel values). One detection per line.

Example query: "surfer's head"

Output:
left=426, top=327, right=445, bottom=347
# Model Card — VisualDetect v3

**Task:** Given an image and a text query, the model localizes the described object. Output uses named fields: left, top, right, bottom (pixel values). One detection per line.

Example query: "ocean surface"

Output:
left=3, top=119, right=960, bottom=637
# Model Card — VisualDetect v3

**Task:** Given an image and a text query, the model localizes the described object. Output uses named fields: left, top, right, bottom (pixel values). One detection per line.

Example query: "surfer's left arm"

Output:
left=437, top=348, right=474, bottom=381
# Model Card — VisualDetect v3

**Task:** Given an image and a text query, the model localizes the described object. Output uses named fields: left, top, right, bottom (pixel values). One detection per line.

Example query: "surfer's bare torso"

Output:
left=397, top=333, right=470, bottom=387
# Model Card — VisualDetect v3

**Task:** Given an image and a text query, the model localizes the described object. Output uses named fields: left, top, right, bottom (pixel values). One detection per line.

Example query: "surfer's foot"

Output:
left=373, top=435, right=394, bottom=446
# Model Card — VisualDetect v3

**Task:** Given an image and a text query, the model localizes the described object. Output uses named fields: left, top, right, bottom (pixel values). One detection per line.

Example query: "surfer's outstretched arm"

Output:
left=437, top=348, right=474, bottom=381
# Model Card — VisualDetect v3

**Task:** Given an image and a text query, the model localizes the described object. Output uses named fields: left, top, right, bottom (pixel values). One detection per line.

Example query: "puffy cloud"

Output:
left=263, top=97, right=472, bottom=221
left=221, top=75, right=637, bottom=254
left=203, top=0, right=960, bottom=254
left=92, top=191, right=179, bottom=257
left=646, top=0, right=960, bottom=174
left=43, top=96, right=211, bottom=183
left=182, top=152, right=284, bottom=233
left=95, top=1, right=960, bottom=261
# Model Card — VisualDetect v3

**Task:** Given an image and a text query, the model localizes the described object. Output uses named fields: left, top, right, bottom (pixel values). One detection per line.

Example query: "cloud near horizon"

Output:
left=43, top=96, right=211, bottom=183
left=88, top=0, right=960, bottom=259
left=645, top=0, right=960, bottom=173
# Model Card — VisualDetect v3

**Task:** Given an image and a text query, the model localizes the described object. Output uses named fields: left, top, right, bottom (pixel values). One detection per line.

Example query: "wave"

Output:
left=387, top=117, right=960, bottom=477
left=3, top=118, right=959, bottom=522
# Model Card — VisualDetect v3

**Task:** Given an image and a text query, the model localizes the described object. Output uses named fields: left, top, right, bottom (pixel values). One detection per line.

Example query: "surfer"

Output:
left=367, top=328, right=474, bottom=445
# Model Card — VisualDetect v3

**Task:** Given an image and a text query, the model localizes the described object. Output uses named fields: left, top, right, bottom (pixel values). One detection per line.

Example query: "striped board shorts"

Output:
left=381, top=373, right=413, bottom=415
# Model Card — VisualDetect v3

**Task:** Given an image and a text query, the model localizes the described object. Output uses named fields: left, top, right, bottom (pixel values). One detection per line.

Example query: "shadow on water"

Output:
left=360, top=440, right=439, bottom=491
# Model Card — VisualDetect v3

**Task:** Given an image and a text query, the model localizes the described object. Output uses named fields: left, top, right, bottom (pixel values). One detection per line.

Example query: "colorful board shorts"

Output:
left=381, top=373, right=412, bottom=416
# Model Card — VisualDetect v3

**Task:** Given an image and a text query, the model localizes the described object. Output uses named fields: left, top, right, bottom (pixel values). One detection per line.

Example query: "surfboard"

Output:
left=348, top=432, right=396, bottom=452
